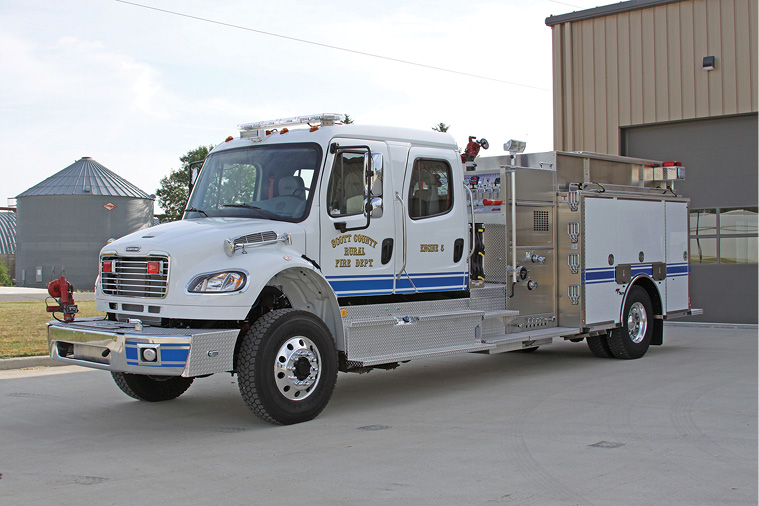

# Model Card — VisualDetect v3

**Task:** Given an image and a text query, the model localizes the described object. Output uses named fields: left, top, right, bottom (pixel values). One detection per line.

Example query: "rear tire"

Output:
left=607, top=286, right=654, bottom=359
left=111, top=372, right=193, bottom=401
left=586, top=333, right=614, bottom=358
left=237, top=309, right=338, bottom=425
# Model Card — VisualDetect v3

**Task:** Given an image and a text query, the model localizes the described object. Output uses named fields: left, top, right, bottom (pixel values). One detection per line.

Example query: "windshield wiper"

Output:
left=220, top=202, right=287, bottom=221
left=222, top=203, right=262, bottom=210
left=184, top=207, right=208, bottom=216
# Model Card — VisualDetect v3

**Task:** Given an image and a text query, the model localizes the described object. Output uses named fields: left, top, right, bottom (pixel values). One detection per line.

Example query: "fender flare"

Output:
left=266, top=266, right=344, bottom=351
left=237, top=246, right=344, bottom=349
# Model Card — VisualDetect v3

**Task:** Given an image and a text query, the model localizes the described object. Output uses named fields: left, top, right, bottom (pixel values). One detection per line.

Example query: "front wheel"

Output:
left=607, top=286, right=654, bottom=359
left=237, top=309, right=338, bottom=425
left=111, top=372, right=194, bottom=401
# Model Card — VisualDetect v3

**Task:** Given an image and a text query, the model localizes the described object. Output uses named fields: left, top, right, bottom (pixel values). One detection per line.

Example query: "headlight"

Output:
left=188, top=271, right=247, bottom=293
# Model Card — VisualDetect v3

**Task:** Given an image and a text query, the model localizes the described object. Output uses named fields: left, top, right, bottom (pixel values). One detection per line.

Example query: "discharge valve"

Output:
left=530, top=253, right=546, bottom=264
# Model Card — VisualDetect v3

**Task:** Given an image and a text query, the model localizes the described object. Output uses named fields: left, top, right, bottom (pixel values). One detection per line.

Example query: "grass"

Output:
left=0, top=300, right=105, bottom=358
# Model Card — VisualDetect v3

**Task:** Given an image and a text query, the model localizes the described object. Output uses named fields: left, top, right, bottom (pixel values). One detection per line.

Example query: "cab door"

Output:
left=319, top=140, right=396, bottom=297
left=398, top=147, right=469, bottom=294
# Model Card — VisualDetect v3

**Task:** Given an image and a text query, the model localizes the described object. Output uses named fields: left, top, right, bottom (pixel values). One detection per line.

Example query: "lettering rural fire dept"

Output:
left=331, top=233, right=377, bottom=268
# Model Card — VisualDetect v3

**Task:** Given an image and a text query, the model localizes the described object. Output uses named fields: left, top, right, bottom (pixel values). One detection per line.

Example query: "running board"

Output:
left=346, top=342, right=496, bottom=368
left=482, top=326, right=582, bottom=354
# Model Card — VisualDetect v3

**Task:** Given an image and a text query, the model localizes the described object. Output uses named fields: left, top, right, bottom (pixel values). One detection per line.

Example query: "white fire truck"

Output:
left=46, top=113, right=701, bottom=424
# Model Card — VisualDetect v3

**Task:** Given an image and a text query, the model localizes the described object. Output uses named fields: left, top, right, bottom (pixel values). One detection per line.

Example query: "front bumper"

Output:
left=47, top=318, right=239, bottom=377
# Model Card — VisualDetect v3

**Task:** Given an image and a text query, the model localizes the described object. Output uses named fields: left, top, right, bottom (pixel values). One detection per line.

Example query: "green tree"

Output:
left=156, top=145, right=213, bottom=221
left=342, top=114, right=354, bottom=124
left=432, top=122, right=450, bottom=132
left=0, top=263, right=12, bottom=286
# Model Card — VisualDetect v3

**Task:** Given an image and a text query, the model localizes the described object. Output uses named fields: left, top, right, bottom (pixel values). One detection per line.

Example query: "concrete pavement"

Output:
left=0, top=323, right=756, bottom=505
left=0, top=286, right=95, bottom=302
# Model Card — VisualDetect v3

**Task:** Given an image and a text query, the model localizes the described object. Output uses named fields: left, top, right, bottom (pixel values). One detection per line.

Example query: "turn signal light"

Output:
left=102, top=260, right=113, bottom=273
left=146, top=261, right=161, bottom=274
left=662, top=161, right=682, bottom=167
left=483, top=199, right=503, bottom=206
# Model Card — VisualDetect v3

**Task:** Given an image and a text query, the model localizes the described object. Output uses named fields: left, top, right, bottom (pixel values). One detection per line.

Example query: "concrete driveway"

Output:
left=0, top=324, right=756, bottom=505
left=0, top=286, right=95, bottom=302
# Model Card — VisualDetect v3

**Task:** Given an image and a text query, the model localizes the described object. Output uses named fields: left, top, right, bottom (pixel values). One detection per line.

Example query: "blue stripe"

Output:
left=125, top=340, right=190, bottom=366
left=583, top=264, right=655, bottom=285
left=327, top=272, right=468, bottom=296
left=583, top=263, right=691, bottom=284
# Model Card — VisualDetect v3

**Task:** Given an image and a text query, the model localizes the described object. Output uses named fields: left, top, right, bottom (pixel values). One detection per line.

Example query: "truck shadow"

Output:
left=61, top=342, right=681, bottom=431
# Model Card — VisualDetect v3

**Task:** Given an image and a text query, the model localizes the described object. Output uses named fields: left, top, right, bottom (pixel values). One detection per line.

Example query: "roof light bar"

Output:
left=239, top=113, right=346, bottom=131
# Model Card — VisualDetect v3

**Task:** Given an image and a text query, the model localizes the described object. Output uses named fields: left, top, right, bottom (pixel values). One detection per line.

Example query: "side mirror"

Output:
left=188, top=160, right=204, bottom=193
left=368, top=196, right=383, bottom=218
left=362, top=152, right=383, bottom=216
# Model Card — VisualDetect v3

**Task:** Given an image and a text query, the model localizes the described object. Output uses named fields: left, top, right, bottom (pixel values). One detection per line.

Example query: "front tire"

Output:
left=237, top=309, right=338, bottom=425
left=607, top=286, right=654, bottom=359
left=111, top=372, right=194, bottom=401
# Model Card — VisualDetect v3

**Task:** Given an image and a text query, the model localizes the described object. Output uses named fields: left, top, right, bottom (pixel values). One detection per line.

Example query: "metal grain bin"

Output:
left=15, top=157, right=154, bottom=290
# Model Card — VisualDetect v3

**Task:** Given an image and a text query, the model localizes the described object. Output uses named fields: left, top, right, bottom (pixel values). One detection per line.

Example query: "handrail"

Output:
left=509, top=169, right=517, bottom=284
left=395, top=192, right=407, bottom=279
left=464, top=183, right=476, bottom=260
left=394, top=191, right=417, bottom=292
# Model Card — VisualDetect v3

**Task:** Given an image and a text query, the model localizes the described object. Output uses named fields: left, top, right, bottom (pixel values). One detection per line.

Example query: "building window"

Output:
left=689, top=207, right=757, bottom=264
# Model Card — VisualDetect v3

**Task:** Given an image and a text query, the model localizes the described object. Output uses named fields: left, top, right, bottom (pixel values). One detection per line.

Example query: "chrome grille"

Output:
left=234, top=231, right=277, bottom=246
left=101, top=255, right=169, bottom=298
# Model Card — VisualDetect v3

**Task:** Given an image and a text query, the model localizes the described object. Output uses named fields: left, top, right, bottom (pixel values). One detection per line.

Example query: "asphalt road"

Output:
left=0, top=324, right=756, bottom=505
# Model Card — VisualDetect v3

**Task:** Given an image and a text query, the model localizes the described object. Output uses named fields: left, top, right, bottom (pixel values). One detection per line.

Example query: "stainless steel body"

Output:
left=465, top=150, right=698, bottom=339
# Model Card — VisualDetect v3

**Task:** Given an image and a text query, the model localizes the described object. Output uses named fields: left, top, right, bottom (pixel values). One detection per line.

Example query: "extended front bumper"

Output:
left=47, top=318, right=239, bottom=377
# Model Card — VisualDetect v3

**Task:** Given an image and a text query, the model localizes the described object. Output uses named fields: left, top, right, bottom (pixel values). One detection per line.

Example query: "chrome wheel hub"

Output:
left=627, top=301, right=648, bottom=344
left=274, top=336, right=321, bottom=401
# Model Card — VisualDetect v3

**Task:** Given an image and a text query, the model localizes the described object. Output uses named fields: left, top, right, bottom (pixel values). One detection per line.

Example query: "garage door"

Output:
left=622, top=114, right=757, bottom=324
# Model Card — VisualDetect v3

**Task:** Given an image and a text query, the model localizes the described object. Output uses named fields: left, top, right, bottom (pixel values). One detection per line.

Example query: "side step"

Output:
left=482, top=326, right=582, bottom=353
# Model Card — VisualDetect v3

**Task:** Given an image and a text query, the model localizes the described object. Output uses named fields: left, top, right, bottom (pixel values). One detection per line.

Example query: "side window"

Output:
left=327, top=152, right=365, bottom=216
left=408, top=159, right=453, bottom=219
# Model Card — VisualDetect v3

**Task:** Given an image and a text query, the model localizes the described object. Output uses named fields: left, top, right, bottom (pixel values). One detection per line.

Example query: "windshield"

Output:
left=184, top=143, right=322, bottom=221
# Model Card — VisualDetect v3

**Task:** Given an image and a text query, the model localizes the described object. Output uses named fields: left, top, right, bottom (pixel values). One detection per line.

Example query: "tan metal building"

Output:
left=547, top=0, right=758, bottom=323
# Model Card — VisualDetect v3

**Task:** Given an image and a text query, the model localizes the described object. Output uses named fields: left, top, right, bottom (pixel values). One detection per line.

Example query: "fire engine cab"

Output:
left=46, top=113, right=701, bottom=424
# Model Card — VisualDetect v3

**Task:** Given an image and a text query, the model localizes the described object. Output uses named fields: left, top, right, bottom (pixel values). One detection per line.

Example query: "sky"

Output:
left=0, top=0, right=600, bottom=212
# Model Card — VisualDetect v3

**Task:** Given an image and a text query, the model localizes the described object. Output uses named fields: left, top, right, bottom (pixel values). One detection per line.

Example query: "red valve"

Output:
left=46, top=276, right=78, bottom=322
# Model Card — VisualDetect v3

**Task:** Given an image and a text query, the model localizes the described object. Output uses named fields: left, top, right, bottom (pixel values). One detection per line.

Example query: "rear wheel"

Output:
left=111, top=372, right=194, bottom=401
left=586, top=333, right=614, bottom=358
left=607, top=286, right=653, bottom=359
left=237, top=309, right=338, bottom=425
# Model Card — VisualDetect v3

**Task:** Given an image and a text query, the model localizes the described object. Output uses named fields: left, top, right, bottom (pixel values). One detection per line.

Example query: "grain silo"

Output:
left=0, top=210, right=16, bottom=279
left=15, top=157, right=155, bottom=290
